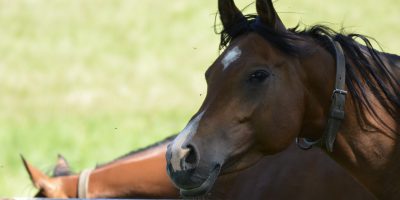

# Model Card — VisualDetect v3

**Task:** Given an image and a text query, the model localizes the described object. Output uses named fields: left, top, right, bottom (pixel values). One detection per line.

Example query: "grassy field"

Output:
left=0, top=0, right=398, bottom=196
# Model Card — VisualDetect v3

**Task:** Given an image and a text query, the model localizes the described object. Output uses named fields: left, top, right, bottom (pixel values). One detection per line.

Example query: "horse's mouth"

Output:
left=179, top=164, right=221, bottom=197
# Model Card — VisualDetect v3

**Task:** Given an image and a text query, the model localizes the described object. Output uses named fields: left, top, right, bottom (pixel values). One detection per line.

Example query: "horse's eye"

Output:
left=248, top=70, right=269, bottom=83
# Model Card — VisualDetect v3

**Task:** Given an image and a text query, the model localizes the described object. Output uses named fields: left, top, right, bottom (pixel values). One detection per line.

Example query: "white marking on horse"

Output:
left=222, top=46, right=241, bottom=70
left=169, top=111, right=205, bottom=172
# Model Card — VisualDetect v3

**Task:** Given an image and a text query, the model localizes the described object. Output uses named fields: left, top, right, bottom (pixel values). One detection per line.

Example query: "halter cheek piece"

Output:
left=296, top=36, right=347, bottom=152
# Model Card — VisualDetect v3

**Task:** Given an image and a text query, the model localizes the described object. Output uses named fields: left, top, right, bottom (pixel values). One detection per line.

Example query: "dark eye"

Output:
left=248, top=70, right=269, bottom=83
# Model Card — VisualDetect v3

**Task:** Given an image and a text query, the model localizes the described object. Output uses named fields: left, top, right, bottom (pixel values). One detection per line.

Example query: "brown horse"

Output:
left=23, top=136, right=178, bottom=198
left=23, top=136, right=374, bottom=199
left=166, top=0, right=400, bottom=199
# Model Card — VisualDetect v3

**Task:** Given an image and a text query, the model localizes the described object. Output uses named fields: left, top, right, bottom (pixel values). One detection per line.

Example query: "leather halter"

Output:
left=78, top=168, right=93, bottom=198
left=296, top=36, right=347, bottom=152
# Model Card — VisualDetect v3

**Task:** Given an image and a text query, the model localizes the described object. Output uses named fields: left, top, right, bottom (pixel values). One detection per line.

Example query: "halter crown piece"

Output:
left=78, top=168, right=93, bottom=198
left=296, top=35, right=347, bottom=152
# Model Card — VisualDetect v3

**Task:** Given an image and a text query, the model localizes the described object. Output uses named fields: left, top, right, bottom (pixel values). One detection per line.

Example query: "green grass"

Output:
left=0, top=0, right=398, bottom=196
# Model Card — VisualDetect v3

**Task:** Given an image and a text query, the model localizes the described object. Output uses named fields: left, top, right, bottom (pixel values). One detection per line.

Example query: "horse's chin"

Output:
left=179, top=164, right=221, bottom=197
left=178, top=151, right=263, bottom=197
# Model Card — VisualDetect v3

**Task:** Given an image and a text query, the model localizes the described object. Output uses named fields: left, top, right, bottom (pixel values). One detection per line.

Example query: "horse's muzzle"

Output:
left=166, top=143, right=221, bottom=197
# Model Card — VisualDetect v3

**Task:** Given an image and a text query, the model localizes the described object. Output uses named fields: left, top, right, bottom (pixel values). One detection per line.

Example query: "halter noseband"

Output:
left=296, top=36, right=347, bottom=152
left=78, top=168, right=93, bottom=198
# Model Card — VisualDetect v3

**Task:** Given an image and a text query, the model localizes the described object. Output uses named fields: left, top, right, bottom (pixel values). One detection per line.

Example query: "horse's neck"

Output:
left=303, top=40, right=400, bottom=198
left=329, top=49, right=400, bottom=198
left=86, top=143, right=178, bottom=198
left=332, top=112, right=399, bottom=199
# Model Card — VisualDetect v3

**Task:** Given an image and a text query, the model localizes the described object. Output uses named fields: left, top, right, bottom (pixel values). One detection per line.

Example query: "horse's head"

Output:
left=22, top=155, right=74, bottom=198
left=166, top=0, right=337, bottom=196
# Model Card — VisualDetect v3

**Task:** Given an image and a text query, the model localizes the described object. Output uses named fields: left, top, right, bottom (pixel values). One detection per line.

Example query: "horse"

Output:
left=165, top=0, right=400, bottom=199
left=23, top=136, right=374, bottom=199
left=22, top=136, right=178, bottom=198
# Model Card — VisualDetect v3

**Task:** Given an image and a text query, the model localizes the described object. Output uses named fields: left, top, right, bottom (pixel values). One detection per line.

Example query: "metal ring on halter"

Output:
left=295, top=137, right=320, bottom=150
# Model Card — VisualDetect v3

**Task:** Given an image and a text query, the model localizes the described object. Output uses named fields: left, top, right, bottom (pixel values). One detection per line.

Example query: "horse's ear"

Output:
left=53, top=154, right=71, bottom=176
left=21, top=155, right=51, bottom=189
left=218, top=0, right=245, bottom=30
left=256, top=0, right=286, bottom=31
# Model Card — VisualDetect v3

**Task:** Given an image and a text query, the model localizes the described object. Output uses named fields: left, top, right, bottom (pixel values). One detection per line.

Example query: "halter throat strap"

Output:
left=78, top=168, right=93, bottom=198
left=297, top=36, right=347, bottom=152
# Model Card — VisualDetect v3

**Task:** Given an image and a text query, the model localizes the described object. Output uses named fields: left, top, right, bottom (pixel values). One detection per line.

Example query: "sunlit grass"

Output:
left=0, top=0, right=398, bottom=196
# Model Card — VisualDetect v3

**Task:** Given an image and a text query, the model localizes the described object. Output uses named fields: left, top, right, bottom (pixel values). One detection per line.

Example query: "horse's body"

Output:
left=166, top=0, right=400, bottom=199
left=23, top=137, right=374, bottom=199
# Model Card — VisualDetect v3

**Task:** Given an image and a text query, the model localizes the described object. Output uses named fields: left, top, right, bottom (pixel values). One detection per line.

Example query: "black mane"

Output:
left=217, top=15, right=400, bottom=132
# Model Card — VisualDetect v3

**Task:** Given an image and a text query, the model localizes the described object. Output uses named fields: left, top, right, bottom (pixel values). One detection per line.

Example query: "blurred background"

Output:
left=0, top=0, right=398, bottom=196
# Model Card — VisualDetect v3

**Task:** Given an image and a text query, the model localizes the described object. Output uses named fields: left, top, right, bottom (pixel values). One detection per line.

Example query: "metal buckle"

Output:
left=333, top=89, right=348, bottom=95
left=295, top=137, right=320, bottom=150
left=332, top=89, right=348, bottom=99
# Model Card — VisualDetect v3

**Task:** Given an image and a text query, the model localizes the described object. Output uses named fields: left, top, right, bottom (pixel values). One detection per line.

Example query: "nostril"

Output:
left=184, top=144, right=199, bottom=166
